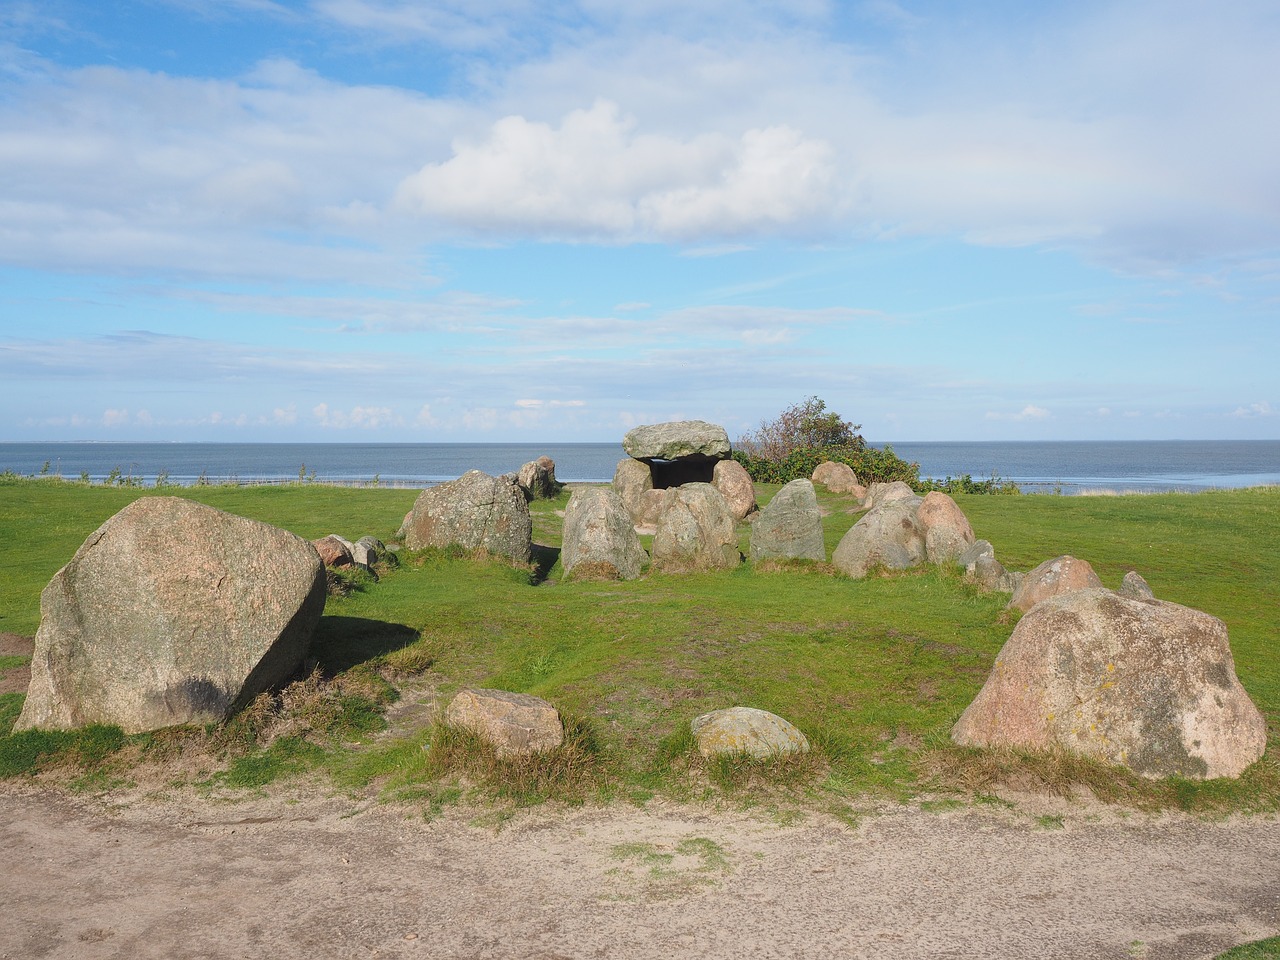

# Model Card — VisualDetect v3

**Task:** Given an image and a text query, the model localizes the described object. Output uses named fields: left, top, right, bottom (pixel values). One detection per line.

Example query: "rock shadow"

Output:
left=309, top=616, right=421, bottom=676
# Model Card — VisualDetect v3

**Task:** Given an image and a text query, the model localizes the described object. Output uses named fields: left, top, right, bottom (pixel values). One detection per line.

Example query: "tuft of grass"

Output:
left=418, top=715, right=603, bottom=806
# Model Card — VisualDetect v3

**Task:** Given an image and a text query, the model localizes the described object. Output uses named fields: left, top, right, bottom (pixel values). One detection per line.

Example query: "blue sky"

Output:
left=1, top=0, right=1277, bottom=443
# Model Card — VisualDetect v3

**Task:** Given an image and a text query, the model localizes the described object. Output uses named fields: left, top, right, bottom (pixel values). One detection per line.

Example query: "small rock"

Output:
left=444, top=688, right=564, bottom=756
left=691, top=707, right=809, bottom=759
left=313, top=534, right=354, bottom=567
left=1118, top=570, right=1155, bottom=600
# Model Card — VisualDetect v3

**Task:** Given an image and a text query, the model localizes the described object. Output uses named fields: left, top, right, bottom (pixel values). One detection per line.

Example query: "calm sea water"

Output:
left=2, top=440, right=1278, bottom=493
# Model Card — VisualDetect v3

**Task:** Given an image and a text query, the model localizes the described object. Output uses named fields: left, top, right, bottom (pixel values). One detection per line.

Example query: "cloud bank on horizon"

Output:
left=1, top=0, right=1277, bottom=442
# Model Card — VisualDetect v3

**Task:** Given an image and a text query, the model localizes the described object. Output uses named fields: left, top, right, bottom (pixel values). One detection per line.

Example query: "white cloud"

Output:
left=985, top=405, right=1051, bottom=422
left=1231, top=401, right=1275, bottom=418
left=312, top=402, right=399, bottom=429
left=102, top=408, right=129, bottom=427
left=395, top=100, right=840, bottom=241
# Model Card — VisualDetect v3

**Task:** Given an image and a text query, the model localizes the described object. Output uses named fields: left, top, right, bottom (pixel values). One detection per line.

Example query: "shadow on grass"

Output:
left=531, top=543, right=561, bottom=584
left=310, top=616, right=421, bottom=675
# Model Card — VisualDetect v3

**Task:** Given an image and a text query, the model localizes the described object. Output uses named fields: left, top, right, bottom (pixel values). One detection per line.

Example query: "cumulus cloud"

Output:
left=1231, top=401, right=1275, bottom=418
left=395, top=100, right=839, bottom=241
left=312, top=402, right=399, bottom=429
left=985, top=405, right=1051, bottom=422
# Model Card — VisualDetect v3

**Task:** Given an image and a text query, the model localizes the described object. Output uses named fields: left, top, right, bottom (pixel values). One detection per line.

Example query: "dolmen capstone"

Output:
left=614, top=420, right=750, bottom=524
left=750, top=479, right=825, bottom=562
left=560, top=486, right=646, bottom=581
left=16, top=497, right=326, bottom=734
left=402, top=470, right=532, bottom=564
left=651, top=483, right=741, bottom=572
left=953, top=588, right=1267, bottom=779
left=832, top=489, right=976, bottom=578
left=692, top=707, right=810, bottom=759
left=445, top=688, right=563, bottom=756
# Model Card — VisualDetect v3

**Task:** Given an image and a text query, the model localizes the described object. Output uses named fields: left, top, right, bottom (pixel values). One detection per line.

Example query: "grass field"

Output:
left=0, top=478, right=1276, bottom=816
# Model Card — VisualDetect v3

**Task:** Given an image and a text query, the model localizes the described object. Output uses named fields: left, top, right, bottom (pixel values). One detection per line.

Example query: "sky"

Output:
left=1, top=0, right=1278, bottom=443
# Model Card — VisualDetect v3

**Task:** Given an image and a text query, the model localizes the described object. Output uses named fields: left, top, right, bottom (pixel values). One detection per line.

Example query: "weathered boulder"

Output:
left=518, top=456, right=562, bottom=500
left=16, top=497, right=326, bottom=734
left=1009, top=555, right=1103, bottom=613
left=811, top=461, right=861, bottom=495
left=612, top=457, right=655, bottom=522
left=313, top=534, right=354, bottom=567
left=403, top=470, right=532, bottom=564
left=691, top=707, right=810, bottom=759
left=863, top=481, right=918, bottom=511
left=445, top=688, right=563, bottom=756
left=711, top=459, right=758, bottom=521
left=959, top=539, right=996, bottom=572
left=916, top=491, right=976, bottom=564
left=651, top=483, right=741, bottom=572
left=750, top=479, right=825, bottom=563
left=831, top=498, right=925, bottom=578
left=952, top=589, right=1267, bottom=779
left=633, top=488, right=668, bottom=532
left=622, top=420, right=731, bottom=462
left=561, top=487, right=646, bottom=581
left=1119, top=570, right=1156, bottom=600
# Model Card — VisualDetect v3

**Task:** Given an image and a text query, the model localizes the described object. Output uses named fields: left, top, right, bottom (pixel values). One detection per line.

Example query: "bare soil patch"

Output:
left=2, top=784, right=1277, bottom=960
left=0, top=633, right=33, bottom=695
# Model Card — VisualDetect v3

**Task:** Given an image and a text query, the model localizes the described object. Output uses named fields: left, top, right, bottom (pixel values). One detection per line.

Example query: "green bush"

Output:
left=732, top=442, right=922, bottom=486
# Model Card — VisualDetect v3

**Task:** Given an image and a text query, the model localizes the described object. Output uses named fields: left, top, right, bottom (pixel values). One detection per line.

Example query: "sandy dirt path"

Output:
left=3, top=787, right=1278, bottom=960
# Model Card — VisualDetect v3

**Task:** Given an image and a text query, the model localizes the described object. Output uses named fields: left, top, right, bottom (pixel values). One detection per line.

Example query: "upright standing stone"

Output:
left=831, top=497, right=925, bottom=578
left=561, top=487, right=647, bottom=581
left=711, top=459, right=758, bottom=521
left=16, top=497, right=326, bottom=734
left=612, top=458, right=655, bottom=522
left=916, top=491, right=976, bottom=564
left=651, top=483, right=741, bottom=572
left=403, top=470, right=533, bottom=564
left=750, top=479, right=825, bottom=562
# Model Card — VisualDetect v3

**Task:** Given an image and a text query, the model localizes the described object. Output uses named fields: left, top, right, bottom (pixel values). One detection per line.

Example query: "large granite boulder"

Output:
left=711, top=459, right=758, bottom=521
left=831, top=497, right=925, bottom=578
left=622, top=420, right=731, bottom=461
left=517, top=456, right=562, bottom=500
left=916, top=491, right=976, bottom=564
left=811, top=461, right=863, bottom=497
left=16, top=497, right=326, bottom=734
left=403, top=470, right=532, bottom=564
left=1009, top=555, right=1103, bottom=612
left=692, top=707, right=809, bottom=759
left=445, top=688, right=564, bottom=756
left=612, top=457, right=655, bottom=522
left=863, top=481, right=918, bottom=511
left=953, top=589, right=1267, bottom=779
left=652, top=483, right=741, bottom=572
left=750, top=479, right=825, bottom=563
left=561, top=487, right=646, bottom=581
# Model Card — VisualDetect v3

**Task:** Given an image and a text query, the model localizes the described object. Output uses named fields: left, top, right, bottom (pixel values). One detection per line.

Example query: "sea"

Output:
left=2, top=440, right=1278, bottom=495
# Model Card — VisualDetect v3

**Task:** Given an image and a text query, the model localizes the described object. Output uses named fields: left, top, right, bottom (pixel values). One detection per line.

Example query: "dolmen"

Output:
left=17, top=497, right=326, bottom=734
left=613, top=420, right=756, bottom=526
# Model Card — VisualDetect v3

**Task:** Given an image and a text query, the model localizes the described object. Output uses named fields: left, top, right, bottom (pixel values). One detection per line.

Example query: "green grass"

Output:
left=1216, top=937, right=1280, bottom=959
left=0, top=479, right=1278, bottom=813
